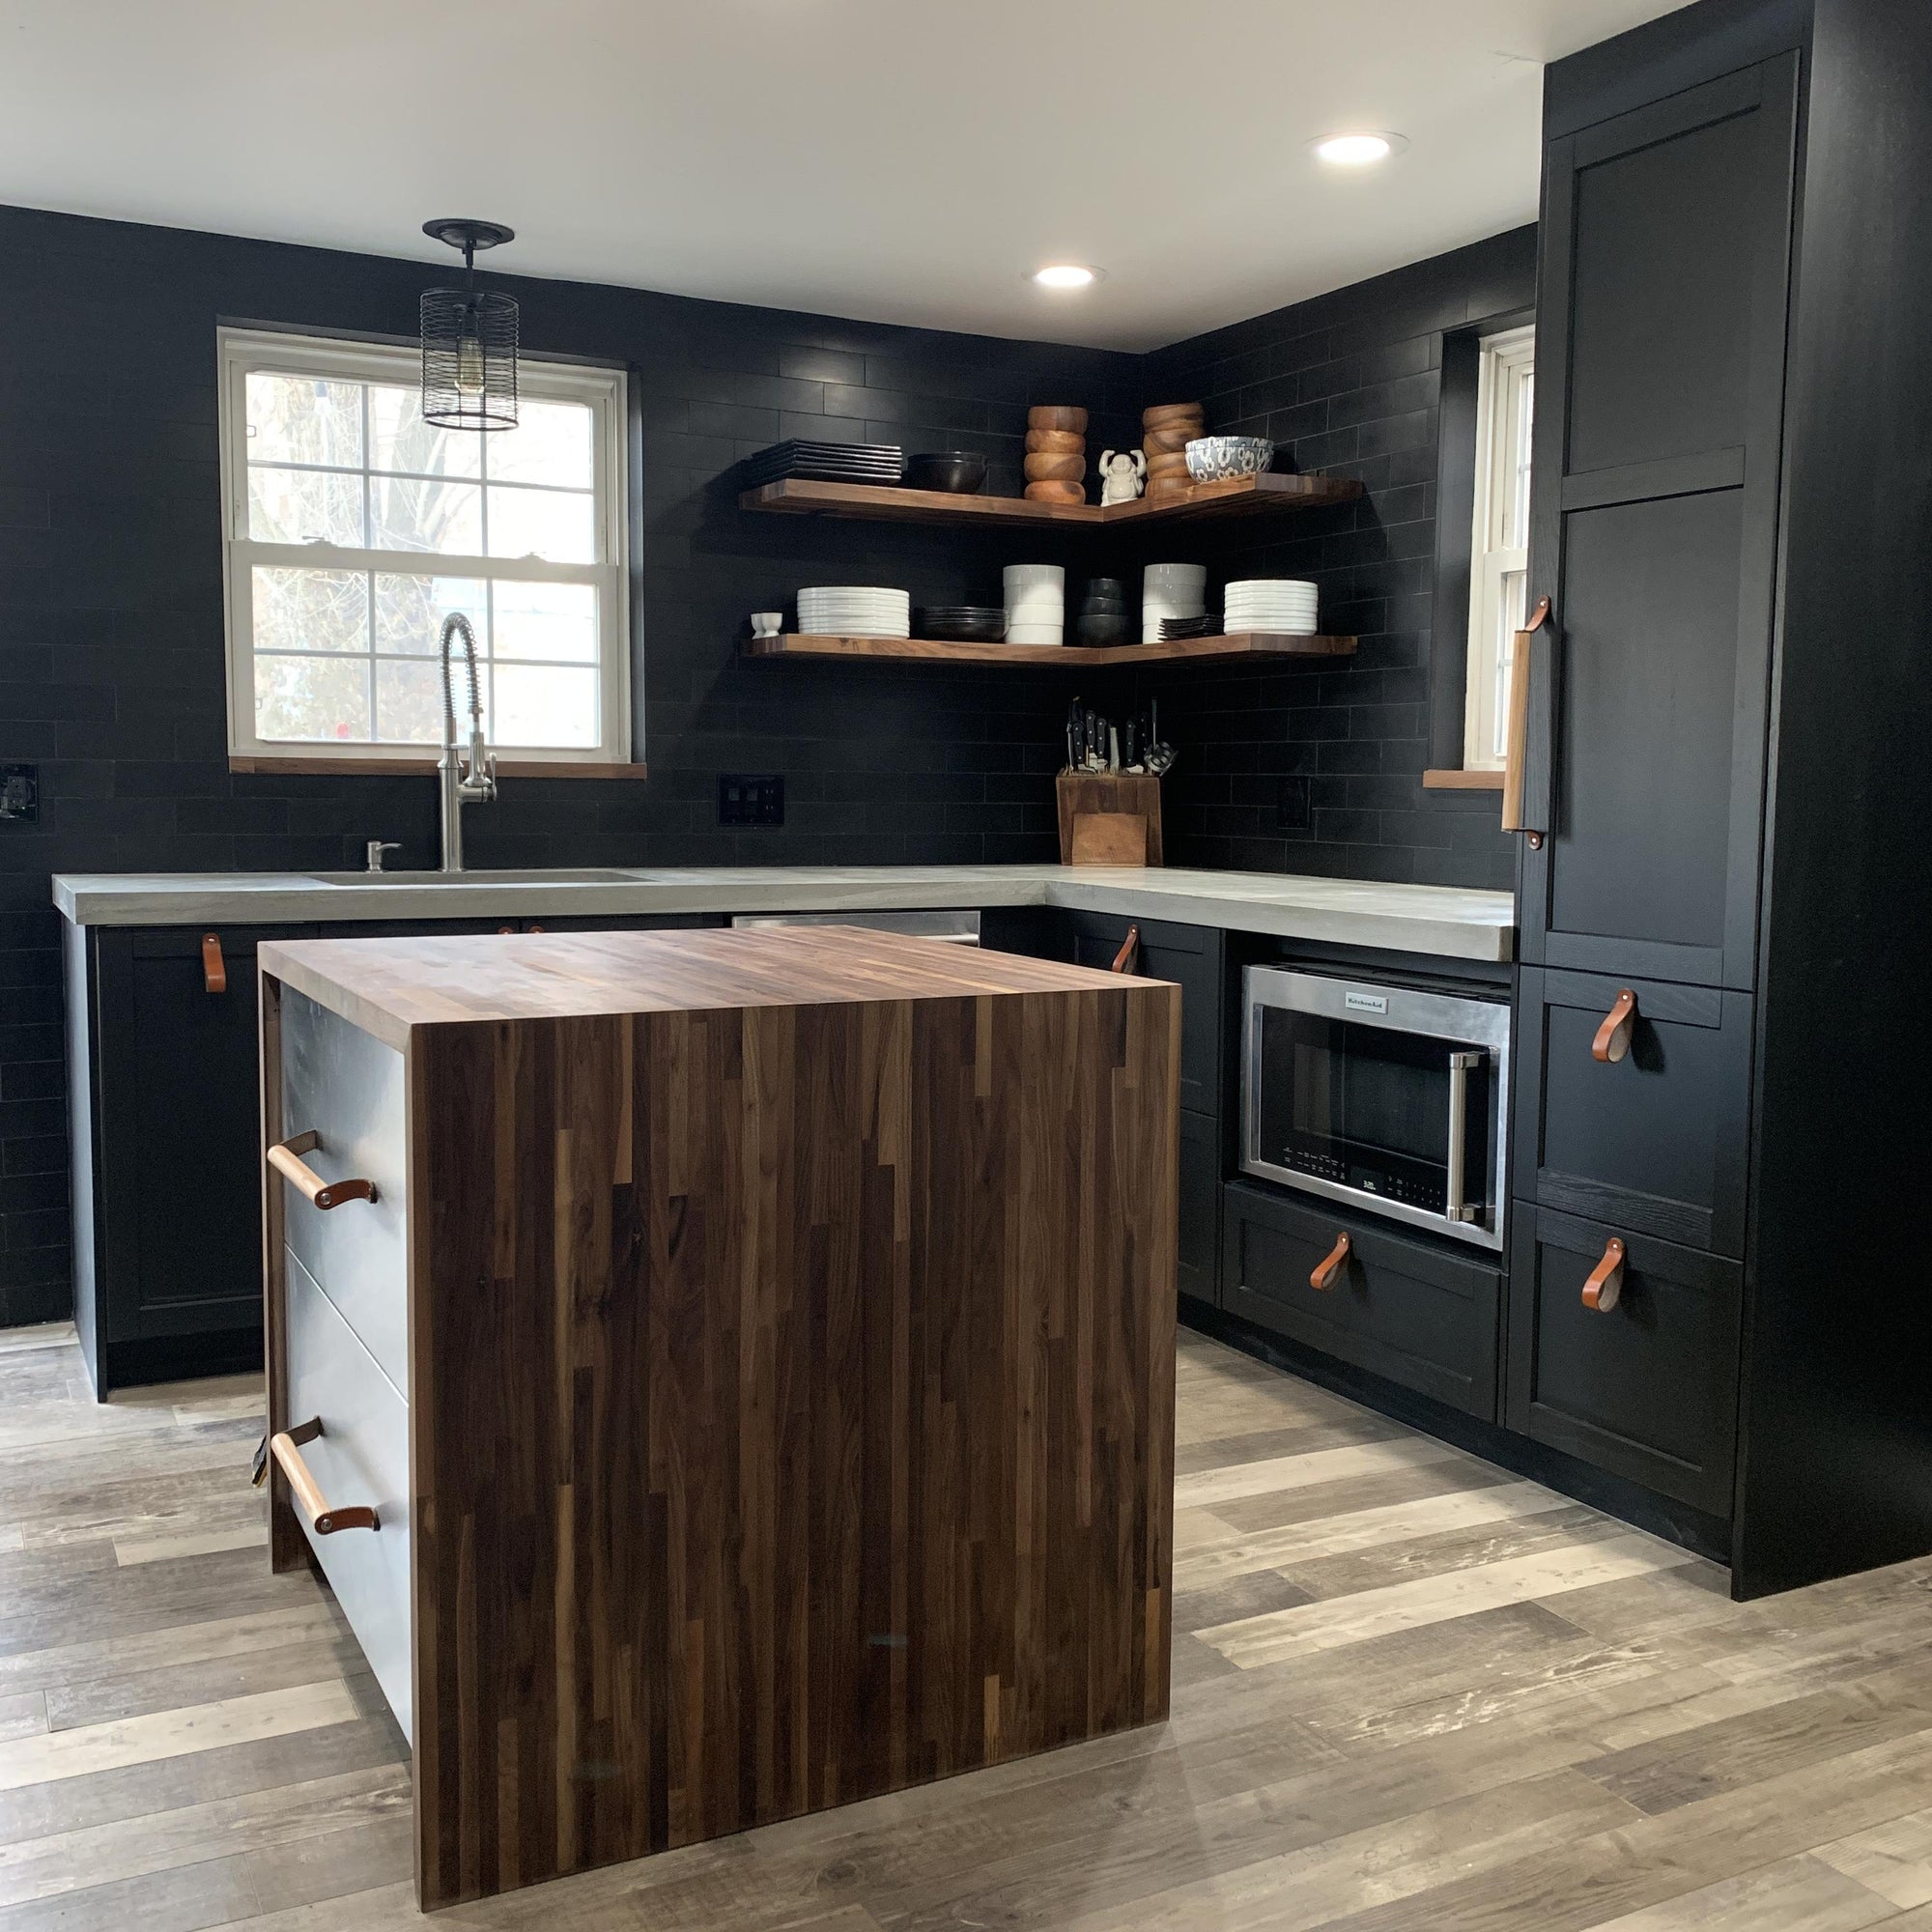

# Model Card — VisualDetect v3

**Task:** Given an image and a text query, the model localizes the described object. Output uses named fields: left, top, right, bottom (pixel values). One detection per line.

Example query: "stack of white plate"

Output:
left=1142, top=561, right=1208, bottom=644
left=796, top=585, right=911, bottom=639
left=1224, top=579, right=1320, bottom=636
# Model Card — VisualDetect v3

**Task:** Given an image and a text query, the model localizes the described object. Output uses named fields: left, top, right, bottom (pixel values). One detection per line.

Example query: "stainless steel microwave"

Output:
left=1239, top=967, right=1511, bottom=1250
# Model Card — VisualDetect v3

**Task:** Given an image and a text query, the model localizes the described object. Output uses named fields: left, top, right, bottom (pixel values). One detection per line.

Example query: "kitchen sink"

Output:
left=308, top=868, right=640, bottom=886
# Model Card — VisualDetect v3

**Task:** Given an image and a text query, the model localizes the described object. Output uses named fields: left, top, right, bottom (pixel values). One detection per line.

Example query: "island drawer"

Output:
left=285, top=1246, right=412, bottom=1739
left=1515, top=968, right=1752, bottom=1256
left=1221, top=1181, right=1501, bottom=1420
left=1505, top=1207, right=1741, bottom=1519
left=277, top=988, right=409, bottom=1394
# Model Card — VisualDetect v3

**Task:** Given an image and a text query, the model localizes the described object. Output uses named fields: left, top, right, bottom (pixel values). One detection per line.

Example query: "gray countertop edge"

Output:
left=50, top=866, right=1516, bottom=964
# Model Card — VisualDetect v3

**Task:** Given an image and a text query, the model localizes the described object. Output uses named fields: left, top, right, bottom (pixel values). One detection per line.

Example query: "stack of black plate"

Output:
left=918, top=606, right=1008, bottom=642
left=743, top=441, right=904, bottom=487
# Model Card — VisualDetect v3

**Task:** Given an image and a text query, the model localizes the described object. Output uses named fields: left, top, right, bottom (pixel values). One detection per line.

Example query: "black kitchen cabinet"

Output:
left=1507, top=1208, right=1741, bottom=1519
left=1222, top=1180, right=1501, bottom=1421
left=1514, top=967, right=1753, bottom=1256
left=65, top=910, right=726, bottom=1396
left=1176, top=1109, right=1220, bottom=1308
left=1065, top=913, right=1223, bottom=1118
left=1509, top=0, right=1932, bottom=1597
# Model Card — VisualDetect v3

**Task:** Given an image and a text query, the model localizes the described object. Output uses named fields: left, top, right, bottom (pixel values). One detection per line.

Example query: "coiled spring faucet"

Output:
left=438, top=612, right=497, bottom=871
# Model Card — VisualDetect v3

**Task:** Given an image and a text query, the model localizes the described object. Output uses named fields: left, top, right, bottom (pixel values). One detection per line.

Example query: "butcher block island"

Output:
left=255, top=924, right=1180, bottom=1910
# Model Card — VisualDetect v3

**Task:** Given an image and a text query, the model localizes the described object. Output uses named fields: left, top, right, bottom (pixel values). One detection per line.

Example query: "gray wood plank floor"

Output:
left=5, top=1319, right=1932, bottom=1929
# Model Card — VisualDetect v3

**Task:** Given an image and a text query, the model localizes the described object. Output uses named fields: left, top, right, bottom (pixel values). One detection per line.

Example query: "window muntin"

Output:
left=1464, top=327, right=1536, bottom=772
left=217, top=329, right=628, bottom=765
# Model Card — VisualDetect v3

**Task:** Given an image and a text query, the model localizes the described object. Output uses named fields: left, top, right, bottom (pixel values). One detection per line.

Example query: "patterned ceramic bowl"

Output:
left=1183, top=436, right=1276, bottom=481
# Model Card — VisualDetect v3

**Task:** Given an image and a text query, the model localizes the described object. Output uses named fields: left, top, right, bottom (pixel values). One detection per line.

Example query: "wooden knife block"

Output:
left=1057, top=771, right=1164, bottom=867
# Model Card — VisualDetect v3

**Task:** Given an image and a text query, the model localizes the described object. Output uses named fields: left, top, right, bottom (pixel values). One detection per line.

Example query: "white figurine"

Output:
left=1097, top=447, right=1148, bottom=506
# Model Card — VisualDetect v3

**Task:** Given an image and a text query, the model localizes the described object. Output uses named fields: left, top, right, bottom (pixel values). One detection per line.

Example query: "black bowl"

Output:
left=906, top=452, right=989, bottom=495
left=1074, top=611, right=1129, bottom=647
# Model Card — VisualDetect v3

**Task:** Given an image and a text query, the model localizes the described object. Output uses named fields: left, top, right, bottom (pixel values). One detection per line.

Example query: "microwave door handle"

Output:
left=1445, top=1051, right=1483, bottom=1225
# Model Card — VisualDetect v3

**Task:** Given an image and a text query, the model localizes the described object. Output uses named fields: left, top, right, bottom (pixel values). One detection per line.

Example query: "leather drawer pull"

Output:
left=1310, top=1233, right=1352, bottom=1292
left=201, top=932, right=227, bottom=994
left=1110, top=925, right=1141, bottom=974
left=270, top=1418, right=380, bottom=1534
left=267, top=1130, right=378, bottom=1209
left=1592, top=988, right=1637, bottom=1064
left=1501, top=597, right=1552, bottom=850
left=1582, top=1236, right=1627, bottom=1313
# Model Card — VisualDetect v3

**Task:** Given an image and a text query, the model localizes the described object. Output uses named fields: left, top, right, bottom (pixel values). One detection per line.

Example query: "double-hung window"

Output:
left=217, top=328, right=630, bottom=769
left=1463, top=326, right=1536, bottom=772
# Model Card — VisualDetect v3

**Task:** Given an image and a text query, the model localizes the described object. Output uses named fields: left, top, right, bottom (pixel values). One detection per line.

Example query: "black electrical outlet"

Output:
left=0, top=763, right=38, bottom=823
left=719, top=773, right=784, bottom=827
left=1275, top=776, right=1310, bottom=833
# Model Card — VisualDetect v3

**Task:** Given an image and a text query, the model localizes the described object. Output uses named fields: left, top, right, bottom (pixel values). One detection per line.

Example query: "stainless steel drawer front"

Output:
left=285, top=1247, right=412, bottom=1740
left=1241, top=967, right=1511, bottom=1251
left=280, top=988, right=408, bottom=1393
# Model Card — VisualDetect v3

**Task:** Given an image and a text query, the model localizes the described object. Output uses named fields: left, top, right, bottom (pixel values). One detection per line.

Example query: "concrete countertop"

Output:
left=52, top=864, right=1516, bottom=963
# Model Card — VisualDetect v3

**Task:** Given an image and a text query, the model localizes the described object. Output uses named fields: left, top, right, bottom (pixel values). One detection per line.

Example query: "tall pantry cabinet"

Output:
left=1508, top=0, right=1932, bottom=1596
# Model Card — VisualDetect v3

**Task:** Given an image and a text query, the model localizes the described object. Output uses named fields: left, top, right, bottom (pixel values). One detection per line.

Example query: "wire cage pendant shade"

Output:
left=420, top=218, right=519, bottom=431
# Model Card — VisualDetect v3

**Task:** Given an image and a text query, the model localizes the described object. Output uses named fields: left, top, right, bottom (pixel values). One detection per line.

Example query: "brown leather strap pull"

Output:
left=267, top=1130, right=378, bottom=1210
left=1310, top=1233, right=1351, bottom=1293
left=1582, top=1236, right=1627, bottom=1313
left=1593, top=988, right=1637, bottom=1064
left=1523, top=595, right=1552, bottom=635
left=1501, top=598, right=1554, bottom=850
left=270, top=1418, right=380, bottom=1534
left=201, top=932, right=227, bottom=994
left=1110, top=925, right=1141, bottom=974
left=497, top=924, right=517, bottom=936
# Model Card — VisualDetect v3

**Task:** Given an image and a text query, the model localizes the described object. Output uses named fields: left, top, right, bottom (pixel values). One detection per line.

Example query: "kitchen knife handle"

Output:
left=1310, top=1234, right=1352, bottom=1293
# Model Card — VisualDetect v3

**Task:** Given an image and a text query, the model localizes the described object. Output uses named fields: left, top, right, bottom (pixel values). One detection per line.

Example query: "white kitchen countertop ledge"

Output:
left=51, top=866, right=1515, bottom=963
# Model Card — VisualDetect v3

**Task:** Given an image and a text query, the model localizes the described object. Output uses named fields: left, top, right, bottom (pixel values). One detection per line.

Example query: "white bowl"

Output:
left=1006, top=623, right=1064, bottom=646
left=1144, top=562, right=1208, bottom=590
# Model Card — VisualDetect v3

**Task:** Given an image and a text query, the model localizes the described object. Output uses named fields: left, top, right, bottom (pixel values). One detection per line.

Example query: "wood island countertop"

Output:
left=259, top=923, right=1166, bottom=1050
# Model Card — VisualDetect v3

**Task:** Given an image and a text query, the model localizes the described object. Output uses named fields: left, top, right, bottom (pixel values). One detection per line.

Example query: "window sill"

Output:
left=1422, top=768, right=1506, bottom=791
left=229, top=754, right=648, bottom=781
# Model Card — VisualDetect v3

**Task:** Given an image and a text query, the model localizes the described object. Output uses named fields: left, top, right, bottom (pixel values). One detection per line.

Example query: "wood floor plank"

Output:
left=1812, top=1804, right=1932, bottom=1909
left=113, top=1525, right=269, bottom=1568
left=1173, top=1435, right=1475, bottom=1511
left=1572, top=1853, right=1896, bottom=1931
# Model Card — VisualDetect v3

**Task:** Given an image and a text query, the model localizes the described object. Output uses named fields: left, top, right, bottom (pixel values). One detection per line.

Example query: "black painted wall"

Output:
left=1141, top=227, right=1537, bottom=887
left=0, top=204, right=1530, bottom=1324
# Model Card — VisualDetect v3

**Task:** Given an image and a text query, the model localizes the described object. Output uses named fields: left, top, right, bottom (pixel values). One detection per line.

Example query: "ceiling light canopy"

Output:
left=1032, top=264, right=1101, bottom=290
left=1312, top=132, right=1406, bottom=167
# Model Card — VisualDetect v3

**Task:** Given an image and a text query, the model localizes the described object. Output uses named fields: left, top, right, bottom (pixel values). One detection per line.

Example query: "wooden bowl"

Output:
left=1024, top=451, right=1086, bottom=483
left=1146, top=451, right=1192, bottom=475
left=1143, top=428, right=1194, bottom=456
left=1024, top=479, right=1087, bottom=503
left=1025, top=428, right=1086, bottom=455
left=1028, top=406, right=1089, bottom=434
left=1143, top=403, right=1205, bottom=430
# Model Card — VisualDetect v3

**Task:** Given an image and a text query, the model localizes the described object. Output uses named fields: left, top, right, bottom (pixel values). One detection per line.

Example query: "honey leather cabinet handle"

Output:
left=1593, top=988, right=1637, bottom=1064
left=201, top=932, right=227, bottom=994
left=1110, top=925, right=1142, bottom=974
left=1500, top=596, right=1552, bottom=850
left=270, top=1418, right=379, bottom=1534
left=267, top=1130, right=378, bottom=1209
left=1582, top=1236, right=1627, bottom=1313
left=1310, top=1233, right=1352, bottom=1292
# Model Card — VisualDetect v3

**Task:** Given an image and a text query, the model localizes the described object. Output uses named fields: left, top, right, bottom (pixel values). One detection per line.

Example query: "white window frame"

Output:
left=1463, top=325, right=1536, bottom=772
left=216, top=327, right=631, bottom=769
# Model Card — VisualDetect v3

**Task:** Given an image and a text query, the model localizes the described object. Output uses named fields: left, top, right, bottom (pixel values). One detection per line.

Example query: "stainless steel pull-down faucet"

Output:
left=437, top=611, right=497, bottom=871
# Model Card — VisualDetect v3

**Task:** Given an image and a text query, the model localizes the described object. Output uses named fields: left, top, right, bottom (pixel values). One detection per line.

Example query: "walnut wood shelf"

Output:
left=739, top=470, right=1364, bottom=527
left=746, top=632, right=1357, bottom=668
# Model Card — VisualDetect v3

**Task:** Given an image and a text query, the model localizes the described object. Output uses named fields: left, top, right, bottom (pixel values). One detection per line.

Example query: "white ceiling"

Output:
left=0, top=0, right=1691, bottom=352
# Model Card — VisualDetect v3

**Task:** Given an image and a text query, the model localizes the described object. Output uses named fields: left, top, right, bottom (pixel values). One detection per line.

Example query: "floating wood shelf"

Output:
left=745, top=632, right=1357, bottom=668
left=739, top=470, right=1363, bottom=528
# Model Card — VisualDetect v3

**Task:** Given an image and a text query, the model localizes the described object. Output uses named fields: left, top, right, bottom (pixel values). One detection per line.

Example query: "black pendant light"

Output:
left=419, top=218, right=519, bottom=430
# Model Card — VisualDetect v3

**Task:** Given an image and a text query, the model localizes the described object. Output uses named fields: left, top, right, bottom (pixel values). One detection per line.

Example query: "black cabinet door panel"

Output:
left=1506, top=1207, right=1741, bottom=1517
left=1067, top=913, right=1223, bottom=1117
left=1222, top=1181, right=1501, bottom=1420
left=1177, top=1110, right=1220, bottom=1308
left=1521, top=55, right=1798, bottom=990
left=1516, top=969, right=1752, bottom=1256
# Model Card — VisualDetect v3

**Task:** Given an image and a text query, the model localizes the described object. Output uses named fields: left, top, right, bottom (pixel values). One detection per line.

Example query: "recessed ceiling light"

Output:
left=1032, top=264, right=1101, bottom=290
left=1313, top=132, right=1406, bottom=167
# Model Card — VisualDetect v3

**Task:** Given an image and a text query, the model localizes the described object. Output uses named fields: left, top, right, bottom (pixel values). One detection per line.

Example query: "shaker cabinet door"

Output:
left=1519, top=56, right=1799, bottom=991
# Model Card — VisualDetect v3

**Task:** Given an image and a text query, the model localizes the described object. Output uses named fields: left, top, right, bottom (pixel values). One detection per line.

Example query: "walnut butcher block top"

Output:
left=258, top=923, right=1165, bottom=1049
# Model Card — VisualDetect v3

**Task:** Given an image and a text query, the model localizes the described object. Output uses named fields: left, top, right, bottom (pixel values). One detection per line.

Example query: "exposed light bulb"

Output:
left=455, top=327, right=487, bottom=399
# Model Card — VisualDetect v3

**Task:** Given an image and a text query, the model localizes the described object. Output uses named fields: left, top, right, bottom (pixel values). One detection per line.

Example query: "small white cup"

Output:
left=750, top=611, right=783, bottom=639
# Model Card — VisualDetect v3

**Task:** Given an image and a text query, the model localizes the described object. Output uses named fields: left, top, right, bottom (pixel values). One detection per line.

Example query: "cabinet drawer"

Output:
left=285, top=1248, right=412, bottom=1740
left=1221, top=1182, right=1501, bottom=1419
left=1506, top=1207, right=1740, bottom=1518
left=280, top=988, right=408, bottom=1394
left=1177, top=1111, right=1220, bottom=1306
left=1516, top=969, right=1751, bottom=1255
